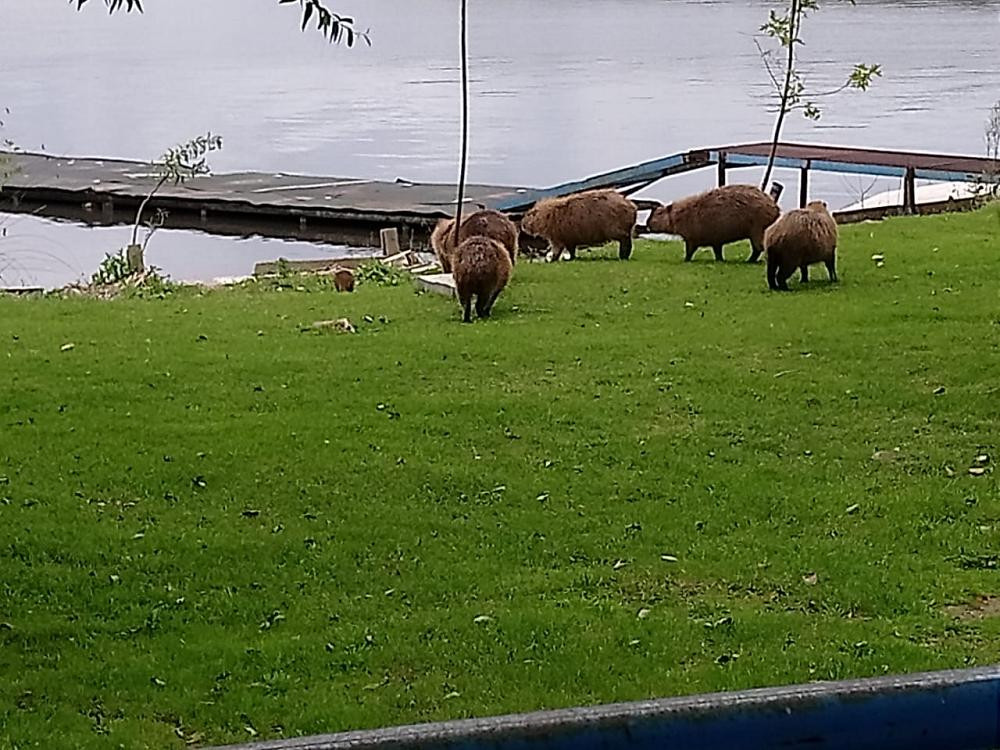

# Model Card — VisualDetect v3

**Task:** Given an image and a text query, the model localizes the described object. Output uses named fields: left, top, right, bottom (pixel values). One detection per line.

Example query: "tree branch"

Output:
left=71, top=0, right=370, bottom=45
left=753, top=38, right=783, bottom=95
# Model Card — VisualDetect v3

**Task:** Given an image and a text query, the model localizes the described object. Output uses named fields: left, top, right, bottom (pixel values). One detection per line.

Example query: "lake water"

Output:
left=1, top=0, right=999, bottom=287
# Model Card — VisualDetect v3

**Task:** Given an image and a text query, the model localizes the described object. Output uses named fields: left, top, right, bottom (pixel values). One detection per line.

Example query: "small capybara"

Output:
left=452, top=236, right=512, bottom=323
left=647, top=184, right=780, bottom=263
left=430, top=210, right=519, bottom=273
left=764, top=200, right=839, bottom=292
left=333, top=267, right=355, bottom=292
left=520, top=189, right=637, bottom=262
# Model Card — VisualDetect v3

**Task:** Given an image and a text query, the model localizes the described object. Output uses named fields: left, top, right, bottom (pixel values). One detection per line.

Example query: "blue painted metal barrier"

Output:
left=213, top=665, right=1000, bottom=750
left=491, top=143, right=988, bottom=214
left=492, top=151, right=711, bottom=212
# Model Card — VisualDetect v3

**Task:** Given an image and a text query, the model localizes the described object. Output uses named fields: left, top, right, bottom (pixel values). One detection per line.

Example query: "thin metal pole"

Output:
left=452, top=0, right=469, bottom=245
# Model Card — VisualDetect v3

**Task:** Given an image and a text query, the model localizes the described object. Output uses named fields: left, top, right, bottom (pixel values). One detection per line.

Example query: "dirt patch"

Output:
left=945, top=595, right=1000, bottom=620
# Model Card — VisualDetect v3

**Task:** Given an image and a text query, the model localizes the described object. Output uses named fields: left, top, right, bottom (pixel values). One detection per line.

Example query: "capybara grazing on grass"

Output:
left=764, top=200, right=839, bottom=292
left=332, top=267, right=355, bottom=292
left=459, top=209, right=519, bottom=266
left=520, top=189, right=637, bottom=262
left=430, top=210, right=519, bottom=273
left=452, top=236, right=513, bottom=323
left=647, top=184, right=780, bottom=263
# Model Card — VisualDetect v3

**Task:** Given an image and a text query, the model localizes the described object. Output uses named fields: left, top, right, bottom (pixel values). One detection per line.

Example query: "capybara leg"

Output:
left=767, top=256, right=780, bottom=291
left=460, top=294, right=473, bottom=323
left=475, top=293, right=493, bottom=319
left=712, top=245, right=725, bottom=262
left=487, top=288, right=502, bottom=313
left=567, top=246, right=577, bottom=260
left=548, top=244, right=563, bottom=263
left=776, top=263, right=796, bottom=292
left=747, top=236, right=765, bottom=263
left=826, top=257, right=838, bottom=282
left=618, top=236, right=633, bottom=260
left=478, top=289, right=501, bottom=318
left=800, top=264, right=810, bottom=283
left=684, top=241, right=697, bottom=262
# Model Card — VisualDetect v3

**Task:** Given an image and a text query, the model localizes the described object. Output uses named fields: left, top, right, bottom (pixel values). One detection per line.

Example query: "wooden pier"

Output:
left=0, top=143, right=995, bottom=251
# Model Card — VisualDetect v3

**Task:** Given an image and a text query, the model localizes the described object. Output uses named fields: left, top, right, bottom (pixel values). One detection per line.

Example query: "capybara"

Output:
left=647, top=184, right=780, bottom=263
left=764, top=200, right=838, bottom=292
left=452, top=236, right=513, bottom=323
left=519, top=189, right=637, bottom=262
left=430, top=218, right=457, bottom=273
left=459, top=209, right=518, bottom=266
left=333, top=267, right=355, bottom=292
left=430, top=210, right=519, bottom=273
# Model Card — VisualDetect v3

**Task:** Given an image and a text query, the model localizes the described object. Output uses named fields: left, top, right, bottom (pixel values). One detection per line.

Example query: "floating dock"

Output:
left=0, top=143, right=995, bottom=250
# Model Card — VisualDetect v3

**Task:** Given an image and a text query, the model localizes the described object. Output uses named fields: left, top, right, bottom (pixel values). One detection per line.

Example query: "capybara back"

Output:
left=647, top=184, right=779, bottom=262
left=431, top=210, right=519, bottom=272
left=520, top=189, right=637, bottom=261
left=333, top=268, right=355, bottom=292
left=452, top=236, right=513, bottom=322
left=764, top=200, right=838, bottom=291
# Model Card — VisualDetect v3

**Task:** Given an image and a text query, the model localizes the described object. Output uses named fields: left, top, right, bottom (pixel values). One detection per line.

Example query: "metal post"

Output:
left=903, top=167, right=917, bottom=214
left=799, top=164, right=810, bottom=208
left=717, top=153, right=727, bottom=187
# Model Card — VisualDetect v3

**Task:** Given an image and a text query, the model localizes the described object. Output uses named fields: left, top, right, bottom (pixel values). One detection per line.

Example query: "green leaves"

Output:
left=848, top=63, right=883, bottom=92
left=73, top=0, right=144, bottom=11
left=72, top=0, right=371, bottom=47
left=156, top=132, right=223, bottom=186
left=756, top=1, right=881, bottom=129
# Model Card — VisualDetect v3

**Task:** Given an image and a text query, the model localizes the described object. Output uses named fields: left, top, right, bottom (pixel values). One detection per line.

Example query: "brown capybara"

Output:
left=430, top=210, right=519, bottom=273
left=520, top=189, right=637, bottom=262
left=459, top=209, right=518, bottom=266
left=647, top=184, right=780, bottom=263
left=430, top=218, right=457, bottom=273
left=333, top=267, right=355, bottom=292
left=452, top=236, right=513, bottom=323
left=764, top=200, right=838, bottom=292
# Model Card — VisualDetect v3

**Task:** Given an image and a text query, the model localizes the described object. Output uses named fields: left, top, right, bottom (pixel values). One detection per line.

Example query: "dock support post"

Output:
left=101, top=200, right=114, bottom=223
left=799, top=164, right=810, bottom=208
left=126, top=244, right=145, bottom=274
left=717, top=153, right=727, bottom=187
left=903, top=167, right=917, bottom=214
left=299, top=216, right=307, bottom=232
left=380, top=228, right=401, bottom=257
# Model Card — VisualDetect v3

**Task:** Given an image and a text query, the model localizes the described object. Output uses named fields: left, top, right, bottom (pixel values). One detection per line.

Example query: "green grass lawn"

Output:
left=2, top=207, right=1000, bottom=748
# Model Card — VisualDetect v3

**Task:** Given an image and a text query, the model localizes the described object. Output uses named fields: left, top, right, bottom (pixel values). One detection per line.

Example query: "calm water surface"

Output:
left=1, top=0, right=999, bottom=286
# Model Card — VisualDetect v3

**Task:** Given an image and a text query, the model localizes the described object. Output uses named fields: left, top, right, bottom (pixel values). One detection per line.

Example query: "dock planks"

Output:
left=1, top=142, right=995, bottom=249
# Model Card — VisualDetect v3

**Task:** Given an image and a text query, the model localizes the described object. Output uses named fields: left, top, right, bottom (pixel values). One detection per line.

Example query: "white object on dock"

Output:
left=416, top=273, right=456, bottom=298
